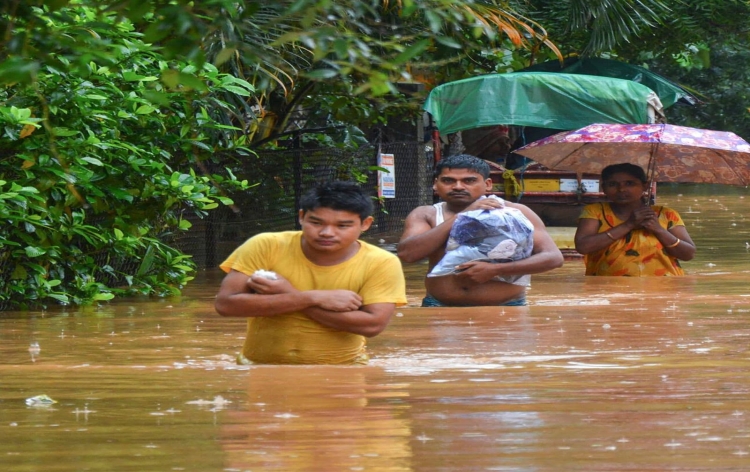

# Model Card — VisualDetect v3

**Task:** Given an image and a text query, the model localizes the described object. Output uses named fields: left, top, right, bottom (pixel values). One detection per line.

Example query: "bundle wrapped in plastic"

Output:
left=428, top=195, right=534, bottom=286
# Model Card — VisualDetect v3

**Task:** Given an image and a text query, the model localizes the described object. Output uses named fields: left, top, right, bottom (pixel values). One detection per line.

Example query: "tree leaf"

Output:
left=80, top=157, right=104, bottom=166
left=306, top=69, right=339, bottom=79
left=24, top=246, right=46, bottom=257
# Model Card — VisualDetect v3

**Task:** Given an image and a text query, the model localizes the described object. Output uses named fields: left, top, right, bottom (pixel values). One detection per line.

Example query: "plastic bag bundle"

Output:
left=428, top=196, right=534, bottom=286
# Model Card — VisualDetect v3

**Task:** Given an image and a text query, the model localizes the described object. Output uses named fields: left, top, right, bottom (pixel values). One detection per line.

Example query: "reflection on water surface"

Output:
left=2, top=186, right=750, bottom=471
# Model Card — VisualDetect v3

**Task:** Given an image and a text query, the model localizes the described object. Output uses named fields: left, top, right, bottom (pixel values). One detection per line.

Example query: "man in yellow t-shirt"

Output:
left=215, top=181, right=407, bottom=365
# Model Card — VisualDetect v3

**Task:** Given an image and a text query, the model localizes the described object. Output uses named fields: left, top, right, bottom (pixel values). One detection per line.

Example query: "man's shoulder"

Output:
left=504, top=199, right=538, bottom=212
left=243, top=231, right=300, bottom=249
left=359, top=240, right=400, bottom=260
left=357, top=242, right=404, bottom=280
left=409, top=203, right=438, bottom=215
left=252, top=230, right=299, bottom=240
left=405, top=203, right=439, bottom=225
left=503, top=200, right=538, bottom=219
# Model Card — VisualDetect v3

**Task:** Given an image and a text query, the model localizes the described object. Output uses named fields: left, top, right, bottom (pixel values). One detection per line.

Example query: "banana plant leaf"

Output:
left=424, top=72, right=663, bottom=136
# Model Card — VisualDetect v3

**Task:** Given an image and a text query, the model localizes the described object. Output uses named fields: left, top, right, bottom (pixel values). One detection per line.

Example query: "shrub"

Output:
left=0, top=6, right=251, bottom=308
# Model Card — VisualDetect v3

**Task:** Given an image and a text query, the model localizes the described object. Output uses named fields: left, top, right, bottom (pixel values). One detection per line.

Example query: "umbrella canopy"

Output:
left=521, top=57, right=698, bottom=108
left=423, top=72, right=663, bottom=135
left=513, top=123, right=750, bottom=186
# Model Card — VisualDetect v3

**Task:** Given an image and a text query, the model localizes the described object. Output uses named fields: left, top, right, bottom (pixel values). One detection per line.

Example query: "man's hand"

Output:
left=247, top=274, right=361, bottom=312
left=247, top=274, right=295, bottom=294
left=461, top=197, right=505, bottom=213
left=310, top=290, right=363, bottom=312
left=454, top=260, right=501, bottom=284
left=217, top=270, right=366, bottom=319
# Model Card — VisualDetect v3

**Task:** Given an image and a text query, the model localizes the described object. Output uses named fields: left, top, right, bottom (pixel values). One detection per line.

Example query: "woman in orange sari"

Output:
left=575, top=163, right=696, bottom=276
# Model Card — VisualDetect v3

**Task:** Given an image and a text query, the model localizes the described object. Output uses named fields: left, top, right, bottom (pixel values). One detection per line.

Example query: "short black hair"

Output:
left=299, top=181, right=373, bottom=221
left=434, top=154, right=490, bottom=179
left=601, top=163, right=647, bottom=183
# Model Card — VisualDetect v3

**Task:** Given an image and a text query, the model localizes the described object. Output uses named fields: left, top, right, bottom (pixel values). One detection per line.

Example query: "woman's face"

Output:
left=602, top=172, right=647, bottom=205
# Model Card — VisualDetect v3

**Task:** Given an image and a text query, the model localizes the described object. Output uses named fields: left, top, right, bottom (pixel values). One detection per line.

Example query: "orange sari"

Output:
left=579, top=203, right=686, bottom=276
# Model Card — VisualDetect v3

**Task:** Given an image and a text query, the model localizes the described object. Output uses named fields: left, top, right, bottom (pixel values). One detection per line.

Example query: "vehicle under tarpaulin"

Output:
left=423, top=72, right=672, bottom=256
left=423, top=72, right=664, bottom=136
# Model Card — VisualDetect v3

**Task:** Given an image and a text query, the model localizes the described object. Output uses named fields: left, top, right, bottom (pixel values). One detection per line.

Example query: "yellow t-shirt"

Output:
left=579, top=203, right=686, bottom=276
left=220, top=231, right=407, bottom=364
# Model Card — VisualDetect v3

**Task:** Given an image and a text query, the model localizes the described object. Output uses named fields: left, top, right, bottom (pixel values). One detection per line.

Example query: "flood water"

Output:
left=3, top=185, right=750, bottom=471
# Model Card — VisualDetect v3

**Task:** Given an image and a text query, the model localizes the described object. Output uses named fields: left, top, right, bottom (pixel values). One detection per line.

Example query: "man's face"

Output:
left=433, top=167, right=493, bottom=204
left=299, top=207, right=373, bottom=254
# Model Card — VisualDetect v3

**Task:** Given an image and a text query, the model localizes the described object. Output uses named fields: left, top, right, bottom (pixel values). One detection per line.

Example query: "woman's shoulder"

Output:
left=653, top=205, right=685, bottom=222
left=651, top=204, right=680, bottom=214
left=580, top=202, right=609, bottom=217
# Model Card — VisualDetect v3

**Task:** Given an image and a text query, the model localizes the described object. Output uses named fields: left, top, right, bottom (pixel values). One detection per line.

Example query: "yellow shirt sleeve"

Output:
left=219, top=232, right=283, bottom=276
left=358, top=244, right=407, bottom=306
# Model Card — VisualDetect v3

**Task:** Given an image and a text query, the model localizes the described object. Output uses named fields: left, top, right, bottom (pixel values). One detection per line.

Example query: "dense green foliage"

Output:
left=1, top=0, right=565, bottom=149
left=526, top=0, right=671, bottom=56
left=527, top=0, right=750, bottom=140
left=2, top=1, right=689, bottom=148
left=618, top=0, right=750, bottom=139
left=0, top=0, right=568, bottom=308
left=0, top=6, right=250, bottom=308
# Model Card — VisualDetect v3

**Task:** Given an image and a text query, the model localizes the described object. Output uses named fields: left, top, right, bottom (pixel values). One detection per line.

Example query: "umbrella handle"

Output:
left=646, top=141, right=660, bottom=204
left=642, top=181, right=657, bottom=205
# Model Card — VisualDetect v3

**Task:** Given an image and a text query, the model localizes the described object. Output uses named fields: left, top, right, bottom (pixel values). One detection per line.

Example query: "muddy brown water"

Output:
left=3, top=185, right=750, bottom=471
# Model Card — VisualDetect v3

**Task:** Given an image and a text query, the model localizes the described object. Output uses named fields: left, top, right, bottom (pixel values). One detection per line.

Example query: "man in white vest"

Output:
left=397, top=154, right=563, bottom=306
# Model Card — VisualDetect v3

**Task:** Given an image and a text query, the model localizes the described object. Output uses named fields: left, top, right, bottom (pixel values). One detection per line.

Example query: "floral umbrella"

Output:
left=513, top=123, right=750, bottom=186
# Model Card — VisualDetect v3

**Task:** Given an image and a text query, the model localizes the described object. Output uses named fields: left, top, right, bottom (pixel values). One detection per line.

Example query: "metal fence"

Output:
left=175, top=141, right=433, bottom=269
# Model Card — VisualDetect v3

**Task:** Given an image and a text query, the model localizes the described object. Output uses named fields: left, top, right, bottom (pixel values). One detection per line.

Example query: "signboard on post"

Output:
left=378, top=152, right=396, bottom=198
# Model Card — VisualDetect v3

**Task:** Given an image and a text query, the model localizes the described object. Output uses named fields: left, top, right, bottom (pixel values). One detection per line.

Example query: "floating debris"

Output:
left=185, top=395, right=231, bottom=407
left=29, top=342, right=40, bottom=362
left=73, top=405, right=96, bottom=420
left=25, top=395, right=57, bottom=407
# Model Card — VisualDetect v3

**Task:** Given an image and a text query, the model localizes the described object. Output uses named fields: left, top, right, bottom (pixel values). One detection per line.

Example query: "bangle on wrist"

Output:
left=606, top=231, right=616, bottom=241
left=666, top=237, right=681, bottom=248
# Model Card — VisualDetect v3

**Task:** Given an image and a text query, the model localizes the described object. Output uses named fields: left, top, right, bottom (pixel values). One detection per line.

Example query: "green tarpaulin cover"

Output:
left=424, top=72, right=662, bottom=135
left=522, top=58, right=696, bottom=108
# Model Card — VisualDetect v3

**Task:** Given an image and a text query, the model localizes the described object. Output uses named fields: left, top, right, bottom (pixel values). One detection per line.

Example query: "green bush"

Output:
left=0, top=6, right=251, bottom=309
